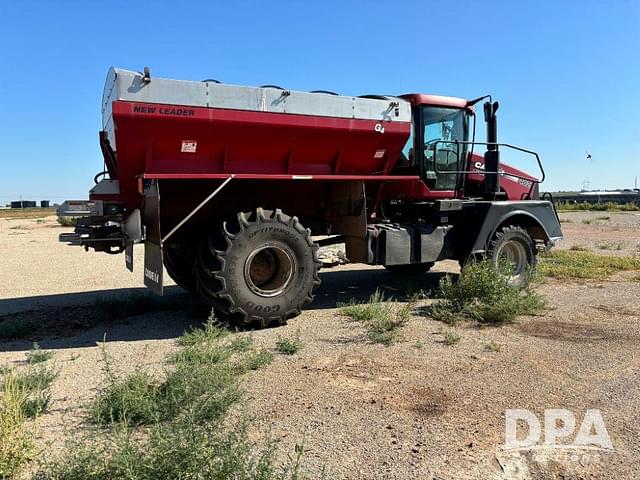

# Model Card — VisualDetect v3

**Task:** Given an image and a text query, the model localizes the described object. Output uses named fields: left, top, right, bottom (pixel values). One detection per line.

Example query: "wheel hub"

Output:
left=244, top=243, right=296, bottom=297
left=496, top=240, right=528, bottom=283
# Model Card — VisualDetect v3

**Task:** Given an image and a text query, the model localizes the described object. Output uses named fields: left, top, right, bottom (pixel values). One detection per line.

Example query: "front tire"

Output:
left=488, top=225, right=536, bottom=286
left=196, top=208, right=321, bottom=327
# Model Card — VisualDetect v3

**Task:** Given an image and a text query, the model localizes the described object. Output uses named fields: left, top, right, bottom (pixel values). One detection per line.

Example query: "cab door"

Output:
left=418, top=106, right=469, bottom=191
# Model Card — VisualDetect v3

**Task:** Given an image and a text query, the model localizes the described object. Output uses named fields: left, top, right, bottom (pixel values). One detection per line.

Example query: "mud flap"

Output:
left=125, top=242, right=134, bottom=272
left=143, top=180, right=164, bottom=295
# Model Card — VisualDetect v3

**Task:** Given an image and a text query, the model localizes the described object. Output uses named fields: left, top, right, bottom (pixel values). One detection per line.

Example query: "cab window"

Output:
left=422, top=107, right=468, bottom=190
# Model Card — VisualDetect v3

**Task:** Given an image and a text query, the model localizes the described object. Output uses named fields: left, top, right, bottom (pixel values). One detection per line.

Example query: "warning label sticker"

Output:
left=181, top=140, right=197, bottom=153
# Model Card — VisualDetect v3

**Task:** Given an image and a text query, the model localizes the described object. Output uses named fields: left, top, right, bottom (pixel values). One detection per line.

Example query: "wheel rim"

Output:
left=244, top=243, right=296, bottom=297
left=496, top=240, right=528, bottom=283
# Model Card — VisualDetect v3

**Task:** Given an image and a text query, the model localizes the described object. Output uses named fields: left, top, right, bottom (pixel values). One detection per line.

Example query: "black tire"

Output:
left=487, top=225, right=536, bottom=286
left=384, top=263, right=434, bottom=275
left=163, top=242, right=197, bottom=293
left=196, top=208, right=321, bottom=327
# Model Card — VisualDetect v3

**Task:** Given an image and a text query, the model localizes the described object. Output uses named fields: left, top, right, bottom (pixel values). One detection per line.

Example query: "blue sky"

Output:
left=0, top=0, right=638, bottom=202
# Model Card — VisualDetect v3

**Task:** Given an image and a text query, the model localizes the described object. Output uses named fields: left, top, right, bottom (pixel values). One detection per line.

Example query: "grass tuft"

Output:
left=228, top=335, right=253, bottom=353
left=91, top=370, right=161, bottom=425
left=595, top=241, right=624, bottom=251
left=37, top=311, right=306, bottom=479
left=14, top=364, right=57, bottom=419
left=440, top=329, right=461, bottom=346
left=0, top=372, right=33, bottom=478
left=94, top=333, right=241, bottom=426
left=240, top=349, right=274, bottom=371
left=26, top=343, right=54, bottom=364
left=539, top=251, right=640, bottom=280
left=56, top=216, right=77, bottom=227
left=179, top=311, right=229, bottom=346
left=340, top=290, right=412, bottom=346
left=428, top=260, right=544, bottom=324
left=275, top=333, right=302, bottom=355
left=35, top=418, right=280, bottom=480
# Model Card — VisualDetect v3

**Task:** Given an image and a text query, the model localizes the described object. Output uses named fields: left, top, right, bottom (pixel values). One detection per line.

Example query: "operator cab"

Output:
left=399, top=94, right=473, bottom=192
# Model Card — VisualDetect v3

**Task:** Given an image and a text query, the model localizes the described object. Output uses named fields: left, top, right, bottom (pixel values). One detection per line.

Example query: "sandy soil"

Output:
left=556, top=211, right=640, bottom=257
left=0, top=212, right=639, bottom=479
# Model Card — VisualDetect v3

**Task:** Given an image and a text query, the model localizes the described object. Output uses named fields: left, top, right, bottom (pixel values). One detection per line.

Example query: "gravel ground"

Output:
left=556, top=211, right=640, bottom=256
left=0, top=212, right=639, bottom=479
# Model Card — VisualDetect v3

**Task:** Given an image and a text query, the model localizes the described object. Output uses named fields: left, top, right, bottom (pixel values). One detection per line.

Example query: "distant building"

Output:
left=553, top=190, right=640, bottom=205
left=40, top=200, right=50, bottom=208
left=10, top=200, right=37, bottom=208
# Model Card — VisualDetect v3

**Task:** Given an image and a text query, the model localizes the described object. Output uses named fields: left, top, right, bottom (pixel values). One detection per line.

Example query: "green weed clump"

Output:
left=34, top=315, right=306, bottom=479
left=440, top=329, right=461, bottom=346
left=595, top=241, right=624, bottom=251
left=93, top=320, right=242, bottom=426
left=275, top=333, right=302, bottom=355
left=56, top=216, right=77, bottom=227
left=429, top=261, right=544, bottom=324
left=179, top=313, right=229, bottom=346
left=241, top=349, right=274, bottom=371
left=569, top=245, right=589, bottom=252
left=14, top=364, right=57, bottom=419
left=91, top=370, right=161, bottom=425
left=35, top=419, right=279, bottom=480
left=26, top=343, right=54, bottom=364
left=340, top=290, right=412, bottom=346
left=0, top=372, right=33, bottom=478
left=0, top=346, right=57, bottom=477
left=538, top=251, right=640, bottom=280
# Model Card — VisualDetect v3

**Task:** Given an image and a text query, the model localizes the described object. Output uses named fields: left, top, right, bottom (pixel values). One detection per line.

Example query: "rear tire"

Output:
left=163, top=242, right=197, bottom=293
left=196, top=208, right=321, bottom=327
left=488, top=225, right=536, bottom=286
left=384, top=263, right=434, bottom=275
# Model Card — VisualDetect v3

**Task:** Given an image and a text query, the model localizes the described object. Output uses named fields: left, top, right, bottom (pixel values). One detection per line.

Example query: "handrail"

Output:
left=428, top=140, right=546, bottom=199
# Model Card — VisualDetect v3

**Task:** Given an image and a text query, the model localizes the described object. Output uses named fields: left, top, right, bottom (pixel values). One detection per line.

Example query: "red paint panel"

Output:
left=110, top=100, right=412, bottom=210
left=466, top=153, right=538, bottom=199
left=142, top=173, right=420, bottom=181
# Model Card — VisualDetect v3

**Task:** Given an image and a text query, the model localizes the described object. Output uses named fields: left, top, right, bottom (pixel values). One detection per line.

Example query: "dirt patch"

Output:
left=517, top=319, right=633, bottom=343
left=383, top=386, right=449, bottom=418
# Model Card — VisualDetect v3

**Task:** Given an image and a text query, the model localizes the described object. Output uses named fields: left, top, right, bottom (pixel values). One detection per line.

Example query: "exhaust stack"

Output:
left=483, top=101, right=500, bottom=198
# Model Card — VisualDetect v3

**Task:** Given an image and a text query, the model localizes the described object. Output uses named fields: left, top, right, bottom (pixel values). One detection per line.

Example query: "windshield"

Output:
left=422, top=106, right=468, bottom=190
